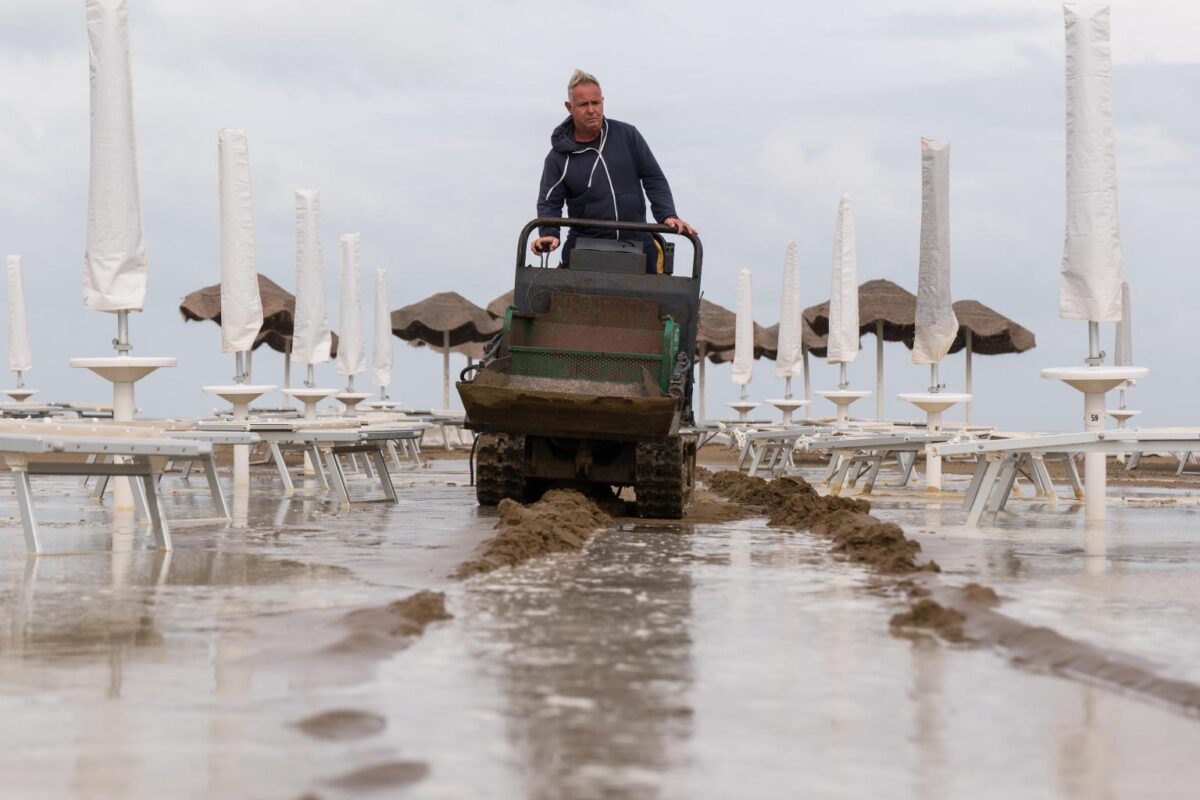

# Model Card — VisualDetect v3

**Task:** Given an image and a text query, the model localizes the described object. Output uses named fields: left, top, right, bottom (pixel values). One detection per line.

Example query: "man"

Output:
left=533, top=69, right=696, bottom=271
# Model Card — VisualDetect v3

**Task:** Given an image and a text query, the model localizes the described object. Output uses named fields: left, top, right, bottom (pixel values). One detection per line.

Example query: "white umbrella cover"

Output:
left=217, top=129, right=262, bottom=353
left=372, top=268, right=392, bottom=390
left=731, top=269, right=754, bottom=386
left=1114, top=281, right=1132, bottom=367
left=827, top=193, right=859, bottom=364
left=84, top=0, right=147, bottom=313
left=291, top=190, right=332, bottom=366
left=6, top=256, right=32, bottom=373
left=1060, top=1, right=1123, bottom=322
left=912, top=138, right=959, bottom=365
left=774, top=241, right=802, bottom=379
left=336, top=233, right=366, bottom=377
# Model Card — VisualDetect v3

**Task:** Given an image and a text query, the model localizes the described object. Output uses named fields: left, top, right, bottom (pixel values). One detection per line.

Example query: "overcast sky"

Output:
left=1, top=0, right=1198, bottom=428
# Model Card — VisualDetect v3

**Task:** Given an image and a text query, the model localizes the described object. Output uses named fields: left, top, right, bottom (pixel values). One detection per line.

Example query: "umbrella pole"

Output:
left=875, top=320, right=884, bottom=420
left=839, top=362, right=848, bottom=390
left=283, top=339, right=292, bottom=405
left=698, top=344, right=707, bottom=423
left=802, top=345, right=811, bottom=403
left=347, top=374, right=355, bottom=392
left=14, top=370, right=22, bottom=390
left=235, top=351, right=245, bottom=385
left=306, top=364, right=314, bottom=389
left=965, top=331, right=973, bottom=423
left=784, top=375, right=792, bottom=401
left=245, top=347, right=253, bottom=383
left=443, top=330, right=451, bottom=410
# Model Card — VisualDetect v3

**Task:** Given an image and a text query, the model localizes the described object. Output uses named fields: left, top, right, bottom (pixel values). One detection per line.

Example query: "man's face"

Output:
left=565, top=82, right=604, bottom=141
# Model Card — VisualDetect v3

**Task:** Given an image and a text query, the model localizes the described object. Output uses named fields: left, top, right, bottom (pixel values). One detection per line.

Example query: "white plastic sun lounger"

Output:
left=0, top=427, right=217, bottom=554
left=932, top=429, right=1200, bottom=527
left=197, top=419, right=429, bottom=504
left=803, top=432, right=955, bottom=496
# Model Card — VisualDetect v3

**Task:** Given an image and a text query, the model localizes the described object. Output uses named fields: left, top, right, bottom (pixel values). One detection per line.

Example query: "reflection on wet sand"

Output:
left=463, top=524, right=695, bottom=799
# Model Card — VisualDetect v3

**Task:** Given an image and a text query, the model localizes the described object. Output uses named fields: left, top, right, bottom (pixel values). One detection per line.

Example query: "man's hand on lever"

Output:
left=664, top=217, right=697, bottom=236
left=531, top=236, right=560, bottom=254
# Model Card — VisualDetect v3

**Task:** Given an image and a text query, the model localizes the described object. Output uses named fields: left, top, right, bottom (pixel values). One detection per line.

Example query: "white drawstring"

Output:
left=546, top=120, right=621, bottom=237
left=544, top=154, right=571, bottom=200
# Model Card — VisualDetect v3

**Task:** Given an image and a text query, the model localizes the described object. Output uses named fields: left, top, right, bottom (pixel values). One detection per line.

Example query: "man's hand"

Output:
left=531, top=236, right=560, bottom=255
left=664, top=217, right=697, bottom=236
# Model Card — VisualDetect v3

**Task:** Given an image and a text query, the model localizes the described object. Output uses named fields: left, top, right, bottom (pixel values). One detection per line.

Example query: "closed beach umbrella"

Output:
left=217, top=128, right=263, bottom=379
left=84, top=0, right=147, bottom=318
left=731, top=270, right=754, bottom=399
left=774, top=241, right=802, bottom=396
left=911, top=138, right=959, bottom=380
left=1060, top=1, right=1123, bottom=327
left=336, top=233, right=366, bottom=389
left=827, top=194, right=860, bottom=385
left=6, top=255, right=32, bottom=383
left=373, top=269, right=393, bottom=397
left=292, top=189, right=333, bottom=381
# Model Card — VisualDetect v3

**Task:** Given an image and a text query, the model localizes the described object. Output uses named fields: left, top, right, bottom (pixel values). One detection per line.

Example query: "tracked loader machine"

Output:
left=457, top=219, right=702, bottom=518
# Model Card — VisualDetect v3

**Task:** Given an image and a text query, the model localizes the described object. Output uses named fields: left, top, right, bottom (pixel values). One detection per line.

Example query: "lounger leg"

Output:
left=362, top=453, right=375, bottom=479
left=92, top=455, right=112, bottom=500
left=1177, top=452, right=1190, bottom=477
left=131, top=468, right=152, bottom=520
left=747, top=444, right=766, bottom=476
left=963, top=457, right=987, bottom=511
left=1033, top=455, right=1057, bottom=509
left=370, top=448, right=397, bottom=502
left=1127, top=451, right=1141, bottom=471
left=1065, top=455, right=1084, bottom=500
left=269, top=442, right=295, bottom=495
left=823, top=453, right=841, bottom=483
left=202, top=455, right=231, bottom=521
left=387, top=440, right=404, bottom=471
left=309, top=445, right=330, bottom=491
left=736, top=439, right=754, bottom=472
left=325, top=450, right=351, bottom=506
left=965, top=458, right=1003, bottom=527
left=441, top=424, right=453, bottom=452
left=79, top=454, right=98, bottom=489
left=861, top=454, right=884, bottom=495
left=139, top=466, right=172, bottom=551
left=14, top=469, right=42, bottom=554
left=829, top=455, right=853, bottom=496
left=180, top=460, right=194, bottom=481
left=988, top=456, right=1021, bottom=512
left=409, top=439, right=424, bottom=467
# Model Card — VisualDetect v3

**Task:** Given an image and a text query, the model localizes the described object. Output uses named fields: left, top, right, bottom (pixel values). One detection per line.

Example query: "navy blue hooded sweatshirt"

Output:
left=537, top=117, right=678, bottom=262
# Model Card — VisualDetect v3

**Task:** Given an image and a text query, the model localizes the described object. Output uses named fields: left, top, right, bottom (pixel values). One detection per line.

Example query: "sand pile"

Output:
left=812, top=510, right=939, bottom=574
left=705, top=471, right=933, bottom=573
left=293, top=709, right=386, bottom=741
left=324, top=590, right=452, bottom=657
left=889, top=598, right=966, bottom=642
left=456, top=490, right=611, bottom=578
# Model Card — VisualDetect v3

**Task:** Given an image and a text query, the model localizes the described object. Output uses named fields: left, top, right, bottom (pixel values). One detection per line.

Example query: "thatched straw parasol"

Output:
left=180, top=274, right=337, bottom=389
left=486, top=290, right=513, bottom=319
left=807, top=278, right=916, bottom=419
left=391, top=291, right=502, bottom=409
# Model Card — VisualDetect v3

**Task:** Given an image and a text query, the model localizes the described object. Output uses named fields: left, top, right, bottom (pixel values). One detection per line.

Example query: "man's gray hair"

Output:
left=567, top=69, right=600, bottom=99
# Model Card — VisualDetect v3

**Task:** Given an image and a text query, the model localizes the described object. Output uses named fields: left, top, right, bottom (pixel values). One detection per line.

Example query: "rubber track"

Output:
left=635, top=436, right=693, bottom=519
left=476, top=433, right=526, bottom=506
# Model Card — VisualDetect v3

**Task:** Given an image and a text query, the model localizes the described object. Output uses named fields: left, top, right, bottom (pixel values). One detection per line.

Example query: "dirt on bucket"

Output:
left=455, top=490, right=611, bottom=578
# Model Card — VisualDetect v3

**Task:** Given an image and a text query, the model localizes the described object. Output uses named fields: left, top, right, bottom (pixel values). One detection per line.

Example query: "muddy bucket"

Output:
left=457, top=375, right=680, bottom=441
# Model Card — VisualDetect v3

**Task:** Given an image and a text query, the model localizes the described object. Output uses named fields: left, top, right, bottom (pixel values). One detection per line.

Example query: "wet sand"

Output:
left=0, top=456, right=1199, bottom=797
